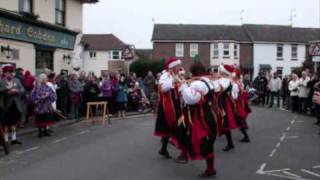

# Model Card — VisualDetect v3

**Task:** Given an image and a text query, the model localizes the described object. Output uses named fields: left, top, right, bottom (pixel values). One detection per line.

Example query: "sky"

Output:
left=83, top=0, right=320, bottom=49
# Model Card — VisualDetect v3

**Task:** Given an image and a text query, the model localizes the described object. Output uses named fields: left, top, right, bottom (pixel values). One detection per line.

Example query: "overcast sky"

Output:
left=83, top=0, right=320, bottom=48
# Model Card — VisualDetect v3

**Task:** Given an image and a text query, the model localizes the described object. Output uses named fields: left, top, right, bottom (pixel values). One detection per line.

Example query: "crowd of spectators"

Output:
left=251, top=68, right=320, bottom=134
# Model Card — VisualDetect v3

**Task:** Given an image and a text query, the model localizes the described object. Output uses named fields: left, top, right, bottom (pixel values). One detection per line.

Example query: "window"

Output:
left=211, top=43, right=219, bottom=59
left=223, top=43, right=230, bottom=58
left=112, top=51, right=120, bottom=60
left=277, top=44, right=283, bottom=59
left=55, top=0, right=66, bottom=25
left=234, top=44, right=239, bottom=58
left=19, top=0, right=33, bottom=13
left=189, top=44, right=198, bottom=58
left=175, top=43, right=184, bottom=57
left=291, top=44, right=298, bottom=60
left=89, top=51, right=96, bottom=59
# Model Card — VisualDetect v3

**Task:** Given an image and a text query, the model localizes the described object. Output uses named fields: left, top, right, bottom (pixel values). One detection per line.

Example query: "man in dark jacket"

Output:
left=253, top=72, right=268, bottom=105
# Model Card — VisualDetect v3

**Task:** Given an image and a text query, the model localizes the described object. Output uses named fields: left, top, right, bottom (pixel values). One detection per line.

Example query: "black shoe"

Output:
left=158, top=150, right=172, bottom=159
left=223, top=144, right=234, bottom=152
left=11, top=140, right=22, bottom=145
left=175, top=155, right=188, bottom=164
left=240, top=137, right=250, bottom=143
left=198, top=170, right=216, bottom=179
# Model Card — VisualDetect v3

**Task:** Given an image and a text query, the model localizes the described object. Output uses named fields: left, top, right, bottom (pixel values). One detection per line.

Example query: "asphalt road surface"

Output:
left=0, top=107, right=319, bottom=180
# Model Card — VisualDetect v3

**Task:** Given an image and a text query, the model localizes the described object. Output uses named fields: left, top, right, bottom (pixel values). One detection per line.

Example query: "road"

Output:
left=0, top=107, right=319, bottom=180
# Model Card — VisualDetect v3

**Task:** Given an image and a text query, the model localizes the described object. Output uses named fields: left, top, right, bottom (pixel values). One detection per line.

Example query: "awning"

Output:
left=259, top=64, right=272, bottom=70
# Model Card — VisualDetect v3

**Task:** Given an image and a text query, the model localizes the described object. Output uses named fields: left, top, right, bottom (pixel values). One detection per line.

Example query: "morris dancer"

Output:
left=232, top=68, right=251, bottom=143
left=0, top=64, right=24, bottom=145
left=217, top=64, right=242, bottom=152
left=154, top=57, right=184, bottom=159
left=179, top=62, right=218, bottom=178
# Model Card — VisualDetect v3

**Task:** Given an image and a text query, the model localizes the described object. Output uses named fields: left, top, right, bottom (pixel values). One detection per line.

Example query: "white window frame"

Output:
left=277, top=44, right=283, bottom=60
left=89, top=51, right=96, bottom=59
left=189, top=43, right=199, bottom=58
left=210, top=43, right=219, bottom=59
left=112, top=51, right=121, bottom=60
left=175, top=43, right=184, bottom=57
left=223, top=43, right=230, bottom=58
left=291, top=44, right=298, bottom=60
left=19, top=0, right=32, bottom=13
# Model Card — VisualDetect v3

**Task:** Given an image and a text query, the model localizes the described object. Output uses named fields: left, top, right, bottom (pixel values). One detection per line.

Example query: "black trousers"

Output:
left=298, top=97, right=308, bottom=114
left=291, top=96, right=299, bottom=113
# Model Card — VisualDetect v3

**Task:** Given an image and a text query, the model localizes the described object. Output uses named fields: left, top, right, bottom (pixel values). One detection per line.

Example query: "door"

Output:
left=36, top=49, right=53, bottom=75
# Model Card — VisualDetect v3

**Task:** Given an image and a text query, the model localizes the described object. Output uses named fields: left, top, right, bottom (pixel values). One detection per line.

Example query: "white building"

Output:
left=0, top=0, right=98, bottom=75
left=81, top=34, right=127, bottom=77
left=244, top=24, right=319, bottom=78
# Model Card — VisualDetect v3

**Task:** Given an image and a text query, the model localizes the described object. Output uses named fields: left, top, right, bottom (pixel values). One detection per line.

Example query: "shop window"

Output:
left=175, top=43, right=184, bottom=57
left=55, top=0, right=66, bottom=26
left=89, top=51, right=96, bottom=59
left=223, top=43, right=230, bottom=58
left=291, top=44, right=298, bottom=60
left=190, top=44, right=198, bottom=58
left=19, top=0, right=33, bottom=14
left=112, top=51, right=120, bottom=60
left=277, top=44, right=283, bottom=60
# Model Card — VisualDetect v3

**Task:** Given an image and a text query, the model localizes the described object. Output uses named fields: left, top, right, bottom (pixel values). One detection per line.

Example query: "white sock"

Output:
left=4, top=133, right=8, bottom=142
left=11, top=131, right=16, bottom=141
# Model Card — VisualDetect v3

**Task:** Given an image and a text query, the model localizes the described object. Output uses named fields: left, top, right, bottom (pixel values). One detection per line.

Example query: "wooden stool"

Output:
left=86, top=101, right=111, bottom=125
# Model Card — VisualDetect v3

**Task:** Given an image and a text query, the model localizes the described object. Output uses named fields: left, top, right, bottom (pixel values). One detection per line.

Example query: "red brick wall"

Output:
left=240, top=43, right=253, bottom=66
left=153, top=42, right=211, bottom=72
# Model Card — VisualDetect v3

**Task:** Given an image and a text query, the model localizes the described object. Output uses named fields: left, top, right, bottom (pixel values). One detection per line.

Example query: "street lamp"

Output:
left=1, top=45, right=12, bottom=59
left=63, top=54, right=72, bottom=65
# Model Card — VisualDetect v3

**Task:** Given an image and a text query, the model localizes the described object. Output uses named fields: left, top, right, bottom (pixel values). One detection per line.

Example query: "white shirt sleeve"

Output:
left=231, top=83, right=240, bottom=100
left=219, top=78, right=231, bottom=91
left=158, top=72, right=174, bottom=92
left=180, top=80, right=209, bottom=105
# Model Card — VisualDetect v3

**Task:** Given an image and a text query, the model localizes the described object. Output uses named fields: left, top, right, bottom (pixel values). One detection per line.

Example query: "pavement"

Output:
left=0, top=106, right=319, bottom=180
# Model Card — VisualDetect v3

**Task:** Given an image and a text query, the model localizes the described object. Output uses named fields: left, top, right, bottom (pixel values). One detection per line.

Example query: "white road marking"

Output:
left=15, top=146, right=40, bottom=155
left=78, top=130, right=90, bottom=135
left=52, top=137, right=67, bottom=144
left=283, top=171, right=302, bottom=178
left=286, top=136, right=299, bottom=139
left=269, top=149, right=277, bottom=157
left=280, top=133, right=286, bottom=142
left=291, top=120, right=295, bottom=125
left=256, top=163, right=306, bottom=180
left=301, top=169, right=320, bottom=178
left=276, top=143, right=281, bottom=148
left=286, top=127, right=291, bottom=131
left=313, top=165, right=320, bottom=169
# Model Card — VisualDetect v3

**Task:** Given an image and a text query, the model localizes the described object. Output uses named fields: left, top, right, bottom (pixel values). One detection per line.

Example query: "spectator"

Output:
left=312, top=82, right=320, bottom=135
left=281, top=75, right=290, bottom=109
left=243, top=74, right=252, bottom=90
left=144, top=71, right=155, bottom=99
left=289, top=73, right=299, bottom=113
left=83, top=75, right=100, bottom=115
left=115, top=75, right=128, bottom=117
left=23, top=70, right=35, bottom=125
left=268, top=72, right=282, bottom=108
left=56, top=73, right=69, bottom=117
left=253, top=72, right=268, bottom=105
left=68, top=73, right=83, bottom=120
left=0, top=64, right=25, bottom=145
left=298, top=71, right=310, bottom=114
left=101, top=74, right=114, bottom=114
left=31, top=74, right=57, bottom=137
